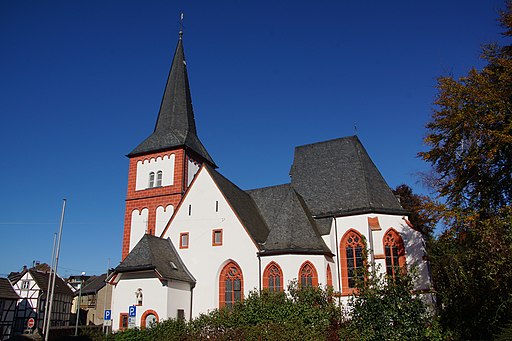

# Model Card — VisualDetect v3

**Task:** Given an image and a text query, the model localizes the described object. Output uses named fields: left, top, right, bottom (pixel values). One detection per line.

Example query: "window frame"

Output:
left=298, top=261, right=318, bottom=288
left=212, top=229, right=223, bottom=246
left=119, top=313, right=129, bottom=330
left=262, top=262, right=284, bottom=292
left=340, top=229, right=366, bottom=294
left=148, top=172, right=155, bottom=188
left=219, top=261, right=244, bottom=308
left=155, top=170, right=163, bottom=187
left=180, top=232, right=189, bottom=249
left=383, top=228, right=406, bottom=279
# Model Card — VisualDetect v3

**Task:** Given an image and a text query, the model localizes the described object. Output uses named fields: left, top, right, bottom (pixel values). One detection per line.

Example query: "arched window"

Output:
left=299, top=261, right=318, bottom=287
left=383, top=229, right=406, bottom=279
left=156, top=170, right=163, bottom=187
left=326, top=264, right=333, bottom=288
left=148, top=172, right=155, bottom=188
left=219, top=261, right=243, bottom=308
left=140, top=309, right=159, bottom=329
left=340, top=229, right=365, bottom=293
left=263, top=262, right=283, bottom=292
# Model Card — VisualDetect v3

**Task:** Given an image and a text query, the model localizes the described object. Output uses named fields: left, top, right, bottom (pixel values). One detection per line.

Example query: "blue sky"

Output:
left=0, top=0, right=506, bottom=277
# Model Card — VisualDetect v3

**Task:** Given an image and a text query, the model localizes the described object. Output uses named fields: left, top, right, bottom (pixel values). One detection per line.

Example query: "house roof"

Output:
left=207, top=166, right=270, bottom=245
left=115, top=235, right=195, bottom=284
left=9, top=267, right=73, bottom=296
left=290, top=136, right=406, bottom=217
left=128, top=36, right=215, bottom=166
left=248, top=185, right=332, bottom=256
left=79, top=274, right=107, bottom=295
left=0, top=277, right=19, bottom=300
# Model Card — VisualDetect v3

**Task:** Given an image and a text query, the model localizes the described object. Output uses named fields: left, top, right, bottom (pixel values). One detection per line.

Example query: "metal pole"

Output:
left=43, top=233, right=57, bottom=334
left=75, top=276, right=83, bottom=336
left=45, top=199, right=66, bottom=341
left=103, top=259, right=110, bottom=336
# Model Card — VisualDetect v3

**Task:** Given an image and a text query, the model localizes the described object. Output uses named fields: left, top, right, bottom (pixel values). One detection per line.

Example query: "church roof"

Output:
left=290, top=136, right=406, bottom=217
left=0, top=277, right=18, bottom=300
left=128, top=37, right=215, bottom=166
left=115, top=234, right=195, bottom=284
left=248, top=185, right=332, bottom=256
left=206, top=166, right=269, bottom=245
left=79, top=273, right=107, bottom=295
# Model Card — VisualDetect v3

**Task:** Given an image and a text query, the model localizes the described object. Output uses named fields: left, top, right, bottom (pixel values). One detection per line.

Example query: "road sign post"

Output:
left=128, top=306, right=136, bottom=329
left=27, top=318, right=35, bottom=329
left=103, top=310, right=112, bottom=326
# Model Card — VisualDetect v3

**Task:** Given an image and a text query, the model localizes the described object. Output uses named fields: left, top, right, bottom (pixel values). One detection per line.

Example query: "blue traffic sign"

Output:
left=128, top=305, right=136, bottom=317
left=104, top=310, right=111, bottom=320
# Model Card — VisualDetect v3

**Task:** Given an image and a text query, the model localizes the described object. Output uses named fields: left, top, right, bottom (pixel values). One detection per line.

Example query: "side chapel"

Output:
left=108, top=31, right=432, bottom=330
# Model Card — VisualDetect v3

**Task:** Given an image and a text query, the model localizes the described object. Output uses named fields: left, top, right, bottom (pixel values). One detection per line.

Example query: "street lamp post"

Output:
left=75, top=272, right=85, bottom=336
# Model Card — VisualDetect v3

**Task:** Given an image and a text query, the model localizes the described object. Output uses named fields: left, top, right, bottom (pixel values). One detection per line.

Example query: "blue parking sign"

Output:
left=129, top=305, right=136, bottom=317
left=104, top=310, right=111, bottom=320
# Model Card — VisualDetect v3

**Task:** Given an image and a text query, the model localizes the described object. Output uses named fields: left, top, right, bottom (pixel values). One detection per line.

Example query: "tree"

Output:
left=420, top=2, right=512, bottom=339
left=392, top=184, right=438, bottom=237
left=342, top=268, right=442, bottom=341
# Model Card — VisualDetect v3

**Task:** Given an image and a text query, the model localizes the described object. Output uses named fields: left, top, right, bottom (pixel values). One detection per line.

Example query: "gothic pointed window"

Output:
left=383, top=229, right=406, bottom=279
left=148, top=172, right=155, bottom=188
left=340, top=229, right=365, bottom=293
left=156, top=171, right=163, bottom=187
left=299, top=261, right=318, bottom=287
left=263, top=262, right=283, bottom=292
left=219, top=261, right=243, bottom=308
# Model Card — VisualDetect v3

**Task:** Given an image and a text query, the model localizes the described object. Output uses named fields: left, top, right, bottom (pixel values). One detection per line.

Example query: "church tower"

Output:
left=121, top=32, right=215, bottom=259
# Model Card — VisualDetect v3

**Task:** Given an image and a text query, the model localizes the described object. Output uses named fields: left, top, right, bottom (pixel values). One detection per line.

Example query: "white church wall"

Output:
left=163, top=167, right=260, bottom=317
left=111, top=272, right=169, bottom=330
left=166, top=281, right=192, bottom=320
left=155, top=205, right=174, bottom=237
left=261, top=254, right=329, bottom=289
left=187, top=158, right=200, bottom=186
left=129, top=208, right=148, bottom=252
left=333, top=213, right=430, bottom=291
left=135, top=154, right=175, bottom=190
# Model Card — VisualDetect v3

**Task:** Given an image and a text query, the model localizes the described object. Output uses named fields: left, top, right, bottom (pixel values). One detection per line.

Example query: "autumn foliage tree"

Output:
left=420, top=2, right=512, bottom=339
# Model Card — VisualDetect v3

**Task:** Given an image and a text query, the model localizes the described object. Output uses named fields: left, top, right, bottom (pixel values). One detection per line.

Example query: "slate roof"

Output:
left=207, top=166, right=269, bottom=244
left=0, top=277, right=19, bottom=300
left=79, top=274, right=107, bottom=295
left=290, top=136, right=406, bottom=217
left=248, top=185, right=332, bottom=255
left=115, top=235, right=195, bottom=284
left=28, top=270, right=73, bottom=296
left=128, top=37, right=215, bottom=166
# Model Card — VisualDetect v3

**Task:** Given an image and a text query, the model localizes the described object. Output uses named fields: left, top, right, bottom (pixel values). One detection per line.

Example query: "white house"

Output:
left=9, top=267, right=73, bottom=334
left=109, top=31, right=432, bottom=330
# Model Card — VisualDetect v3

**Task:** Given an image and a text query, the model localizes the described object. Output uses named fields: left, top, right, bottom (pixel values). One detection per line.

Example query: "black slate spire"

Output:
left=128, top=35, right=215, bottom=166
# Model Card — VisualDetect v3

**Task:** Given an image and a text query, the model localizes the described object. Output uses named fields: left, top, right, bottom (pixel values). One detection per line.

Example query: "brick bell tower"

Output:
left=121, top=31, right=216, bottom=259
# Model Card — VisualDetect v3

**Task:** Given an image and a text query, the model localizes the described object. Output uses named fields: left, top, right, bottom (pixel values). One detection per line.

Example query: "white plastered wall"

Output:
left=111, top=272, right=191, bottom=330
left=156, top=205, right=174, bottom=237
left=135, top=154, right=175, bottom=190
left=326, top=213, right=431, bottom=306
left=129, top=208, right=148, bottom=252
left=187, top=158, right=200, bottom=186
left=260, top=254, right=332, bottom=290
left=163, top=167, right=260, bottom=317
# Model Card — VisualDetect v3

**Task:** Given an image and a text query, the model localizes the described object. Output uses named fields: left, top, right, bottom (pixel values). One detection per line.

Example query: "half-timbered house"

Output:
left=9, top=268, right=73, bottom=334
left=0, top=278, right=18, bottom=341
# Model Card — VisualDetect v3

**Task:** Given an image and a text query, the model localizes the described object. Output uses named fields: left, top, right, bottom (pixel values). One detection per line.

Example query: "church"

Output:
left=107, top=31, right=431, bottom=330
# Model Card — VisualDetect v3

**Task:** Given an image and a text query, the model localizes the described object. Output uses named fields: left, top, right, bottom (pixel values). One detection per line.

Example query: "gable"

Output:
left=163, top=166, right=269, bottom=249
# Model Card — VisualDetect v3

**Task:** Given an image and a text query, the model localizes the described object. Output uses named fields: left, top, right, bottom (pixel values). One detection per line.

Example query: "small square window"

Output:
left=21, top=280, right=30, bottom=290
left=180, top=232, right=189, bottom=249
left=212, top=229, right=223, bottom=246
